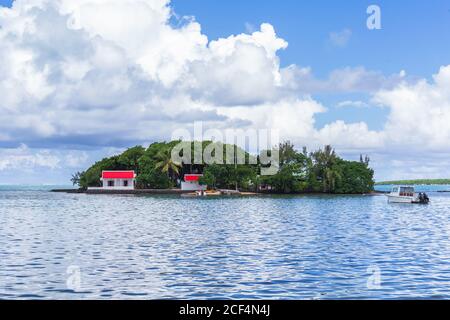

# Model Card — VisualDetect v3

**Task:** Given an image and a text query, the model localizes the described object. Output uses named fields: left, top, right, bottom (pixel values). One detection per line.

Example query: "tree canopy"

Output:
left=76, top=141, right=374, bottom=194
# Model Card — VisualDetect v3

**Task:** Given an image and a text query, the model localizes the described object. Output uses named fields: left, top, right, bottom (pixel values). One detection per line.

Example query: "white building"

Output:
left=95, top=170, right=136, bottom=190
left=181, top=174, right=207, bottom=191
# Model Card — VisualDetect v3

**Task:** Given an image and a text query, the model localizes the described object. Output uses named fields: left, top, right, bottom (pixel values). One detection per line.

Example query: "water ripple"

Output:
left=1, top=189, right=450, bottom=299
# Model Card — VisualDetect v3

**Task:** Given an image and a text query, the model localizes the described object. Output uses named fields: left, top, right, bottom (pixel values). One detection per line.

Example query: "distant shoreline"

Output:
left=376, top=179, right=450, bottom=186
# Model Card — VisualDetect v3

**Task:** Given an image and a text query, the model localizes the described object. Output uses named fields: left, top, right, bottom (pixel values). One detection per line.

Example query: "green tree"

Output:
left=154, top=148, right=182, bottom=180
left=137, top=147, right=173, bottom=189
left=334, top=160, right=374, bottom=194
left=76, top=141, right=375, bottom=194
left=118, top=146, right=145, bottom=171
left=323, top=166, right=342, bottom=193
left=78, top=155, right=121, bottom=188
left=71, top=171, right=83, bottom=187
left=312, top=145, right=341, bottom=193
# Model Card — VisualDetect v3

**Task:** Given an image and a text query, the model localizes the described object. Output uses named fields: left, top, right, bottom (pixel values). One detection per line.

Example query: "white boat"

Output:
left=387, top=186, right=430, bottom=204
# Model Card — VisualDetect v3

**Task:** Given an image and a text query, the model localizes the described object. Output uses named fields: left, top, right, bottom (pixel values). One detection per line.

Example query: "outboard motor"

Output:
left=418, top=193, right=430, bottom=204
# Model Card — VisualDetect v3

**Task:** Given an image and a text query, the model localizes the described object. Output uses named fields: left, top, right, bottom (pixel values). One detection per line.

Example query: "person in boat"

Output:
left=418, top=193, right=430, bottom=204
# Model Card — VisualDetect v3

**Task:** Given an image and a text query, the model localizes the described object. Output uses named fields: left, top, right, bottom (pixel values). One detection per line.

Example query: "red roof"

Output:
left=102, top=171, right=135, bottom=179
left=184, top=174, right=203, bottom=182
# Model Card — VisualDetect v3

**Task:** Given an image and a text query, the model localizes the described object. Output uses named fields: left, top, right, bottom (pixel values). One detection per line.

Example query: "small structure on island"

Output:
left=181, top=174, right=207, bottom=191
left=93, top=170, right=137, bottom=190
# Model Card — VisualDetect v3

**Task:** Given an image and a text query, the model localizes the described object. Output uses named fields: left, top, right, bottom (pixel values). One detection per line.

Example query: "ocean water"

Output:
left=1, top=186, right=450, bottom=300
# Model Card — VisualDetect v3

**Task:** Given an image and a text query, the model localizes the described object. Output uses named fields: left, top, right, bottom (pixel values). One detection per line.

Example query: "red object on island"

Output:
left=102, top=171, right=136, bottom=179
left=184, top=174, right=202, bottom=182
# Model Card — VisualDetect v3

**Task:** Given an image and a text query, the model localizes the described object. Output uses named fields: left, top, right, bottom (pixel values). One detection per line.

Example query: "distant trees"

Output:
left=75, top=141, right=375, bottom=194
left=259, top=144, right=374, bottom=194
left=376, top=179, right=450, bottom=186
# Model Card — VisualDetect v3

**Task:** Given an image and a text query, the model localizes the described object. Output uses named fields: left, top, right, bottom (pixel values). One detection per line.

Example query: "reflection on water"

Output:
left=1, top=187, right=450, bottom=300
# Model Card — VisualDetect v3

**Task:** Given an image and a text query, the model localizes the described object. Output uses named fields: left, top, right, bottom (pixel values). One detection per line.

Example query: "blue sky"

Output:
left=1, top=0, right=450, bottom=184
left=170, top=0, right=450, bottom=129
left=170, top=0, right=450, bottom=75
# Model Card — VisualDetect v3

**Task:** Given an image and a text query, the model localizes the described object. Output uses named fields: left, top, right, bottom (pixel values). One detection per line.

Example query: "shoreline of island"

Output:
left=51, top=188, right=387, bottom=196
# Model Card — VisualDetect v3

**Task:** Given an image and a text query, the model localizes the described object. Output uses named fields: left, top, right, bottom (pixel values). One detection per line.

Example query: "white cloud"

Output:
left=0, top=0, right=449, bottom=182
left=187, top=24, right=287, bottom=106
left=0, top=144, right=92, bottom=172
left=0, top=0, right=292, bottom=147
left=374, top=65, right=450, bottom=151
left=64, top=151, right=89, bottom=168
left=317, top=121, right=384, bottom=149
left=0, top=144, right=61, bottom=171
left=0, top=0, right=404, bottom=151
left=217, top=97, right=326, bottom=143
left=329, top=28, right=352, bottom=47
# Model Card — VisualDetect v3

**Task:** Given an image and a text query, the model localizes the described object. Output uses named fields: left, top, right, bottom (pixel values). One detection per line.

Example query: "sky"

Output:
left=0, top=0, right=450, bottom=184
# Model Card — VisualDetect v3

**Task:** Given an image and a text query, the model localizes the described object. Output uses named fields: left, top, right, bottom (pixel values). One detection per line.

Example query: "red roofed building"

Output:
left=181, top=174, right=207, bottom=191
left=99, top=171, right=136, bottom=190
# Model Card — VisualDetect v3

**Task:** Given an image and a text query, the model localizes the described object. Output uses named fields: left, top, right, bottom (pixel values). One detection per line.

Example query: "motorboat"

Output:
left=181, top=190, right=222, bottom=198
left=387, top=186, right=430, bottom=204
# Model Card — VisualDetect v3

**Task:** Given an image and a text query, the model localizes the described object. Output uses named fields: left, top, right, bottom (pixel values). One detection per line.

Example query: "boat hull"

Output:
left=387, top=195, right=415, bottom=203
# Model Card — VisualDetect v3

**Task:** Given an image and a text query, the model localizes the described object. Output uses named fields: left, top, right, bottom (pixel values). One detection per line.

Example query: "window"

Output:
left=123, top=180, right=129, bottom=187
left=400, top=187, right=414, bottom=197
left=108, top=180, right=115, bottom=187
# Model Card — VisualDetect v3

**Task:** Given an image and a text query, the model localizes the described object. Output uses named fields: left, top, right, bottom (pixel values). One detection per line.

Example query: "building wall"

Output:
left=90, top=178, right=135, bottom=190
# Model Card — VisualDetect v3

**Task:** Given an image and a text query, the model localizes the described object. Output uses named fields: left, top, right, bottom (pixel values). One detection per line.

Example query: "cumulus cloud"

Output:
left=0, top=0, right=449, bottom=182
left=0, top=0, right=293, bottom=149
left=0, top=144, right=60, bottom=171
left=316, top=121, right=384, bottom=149
left=0, top=0, right=407, bottom=151
left=374, top=65, right=450, bottom=151
left=186, top=23, right=288, bottom=106
left=217, top=97, right=326, bottom=142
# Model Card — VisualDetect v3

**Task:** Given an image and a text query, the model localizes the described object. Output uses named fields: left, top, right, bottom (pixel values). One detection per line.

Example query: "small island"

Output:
left=66, top=141, right=375, bottom=196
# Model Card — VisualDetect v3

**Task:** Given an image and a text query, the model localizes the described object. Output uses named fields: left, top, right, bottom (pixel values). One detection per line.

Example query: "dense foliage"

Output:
left=75, top=141, right=374, bottom=194
left=258, top=142, right=374, bottom=194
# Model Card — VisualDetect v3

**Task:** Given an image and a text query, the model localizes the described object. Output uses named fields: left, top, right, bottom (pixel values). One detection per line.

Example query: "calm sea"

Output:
left=1, top=185, right=450, bottom=300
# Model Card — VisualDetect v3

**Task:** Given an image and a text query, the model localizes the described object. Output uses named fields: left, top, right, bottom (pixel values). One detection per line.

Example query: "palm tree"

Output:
left=155, top=149, right=182, bottom=181
left=322, top=145, right=337, bottom=166
left=313, top=145, right=340, bottom=193
left=71, top=172, right=82, bottom=187
left=313, top=145, right=336, bottom=169
left=324, top=167, right=341, bottom=193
